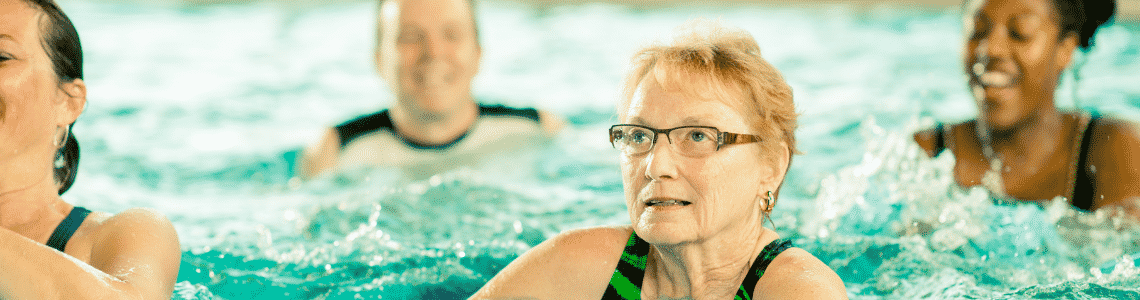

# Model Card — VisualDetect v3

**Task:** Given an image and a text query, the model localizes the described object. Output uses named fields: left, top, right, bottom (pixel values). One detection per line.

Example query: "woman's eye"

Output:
left=397, top=31, right=422, bottom=43
left=631, top=131, right=650, bottom=144
left=689, top=131, right=708, bottom=142
left=1009, top=28, right=1025, bottom=41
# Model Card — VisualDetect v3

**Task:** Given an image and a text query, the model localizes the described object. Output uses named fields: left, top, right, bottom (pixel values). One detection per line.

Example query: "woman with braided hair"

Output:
left=914, top=0, right=1140, bottom=217
left=1, top=0, right=180, bottom=298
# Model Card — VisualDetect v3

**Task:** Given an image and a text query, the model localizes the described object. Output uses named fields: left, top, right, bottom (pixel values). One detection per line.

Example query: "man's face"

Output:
left=377, top=0, right=481, bottom=121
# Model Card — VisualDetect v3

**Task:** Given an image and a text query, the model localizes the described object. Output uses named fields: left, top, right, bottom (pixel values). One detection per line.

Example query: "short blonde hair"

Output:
left=619, top=21, right=798, bottom=160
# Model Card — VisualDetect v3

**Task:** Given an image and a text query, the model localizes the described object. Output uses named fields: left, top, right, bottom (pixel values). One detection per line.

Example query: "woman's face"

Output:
left=964, top=0, right=1076, bottom=131
left=0, top=2, right=75, bottom=176
left=619, top=77, right=785, bottom=246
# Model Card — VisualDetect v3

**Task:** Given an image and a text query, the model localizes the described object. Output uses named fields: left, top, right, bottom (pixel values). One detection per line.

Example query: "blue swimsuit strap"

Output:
left=602, top=232, right=794, bottom=300
left=46, top=206, right=91, bottom=252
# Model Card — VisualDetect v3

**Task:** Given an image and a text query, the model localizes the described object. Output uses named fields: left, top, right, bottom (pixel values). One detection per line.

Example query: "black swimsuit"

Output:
left=334, top=104, right=541, bottom=150
left=930, top=113, right=1100, bottom=210
left=46, top=206, right=91, bottom=252
left=602, top=232, right=794, bottom=300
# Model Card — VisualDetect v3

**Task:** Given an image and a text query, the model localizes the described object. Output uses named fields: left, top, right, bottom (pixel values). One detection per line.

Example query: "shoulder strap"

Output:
left=334, top=110, right=393, bottom=149
left=932, top=123, right=947, bottom=156
left=603, top=232, right=650, bottom=300
left=736, top=239, right=794, bottom=300
left=1071, top=113, right=1101, bottom=211
left=46, top=206, right=91, bottom=252
left=478, top=104, right=541, bottom=123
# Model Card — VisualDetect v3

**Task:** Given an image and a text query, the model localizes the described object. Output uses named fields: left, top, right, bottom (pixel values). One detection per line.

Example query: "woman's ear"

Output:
left=1055, top=33, right=1080, bottom=73
left=55, top=79, right=87, bottom=125
left=758, top=141, right=791, bottom=199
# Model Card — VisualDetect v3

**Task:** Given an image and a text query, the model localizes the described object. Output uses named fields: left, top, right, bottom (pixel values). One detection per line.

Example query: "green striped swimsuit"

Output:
left=602, top=232, right=793, bottom=300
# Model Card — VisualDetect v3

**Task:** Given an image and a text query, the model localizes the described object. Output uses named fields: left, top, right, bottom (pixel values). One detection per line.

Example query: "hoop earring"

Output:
left=54, top=150, right=67, bottom=168
left=53, top=126, right=69, bottom=148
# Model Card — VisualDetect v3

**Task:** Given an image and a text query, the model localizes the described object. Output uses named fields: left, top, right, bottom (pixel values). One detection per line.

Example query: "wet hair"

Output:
left=1051, top=0, right=1116, bottom=50
left=23, top=0, right=84, bottom=195
left=375, top=0, right=481, bottom=47
left=619, top=20, right=798, bottom=163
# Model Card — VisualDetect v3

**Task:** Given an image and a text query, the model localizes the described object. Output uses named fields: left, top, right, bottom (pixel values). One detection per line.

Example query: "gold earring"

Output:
left=764, top=191, right=775, bottom=213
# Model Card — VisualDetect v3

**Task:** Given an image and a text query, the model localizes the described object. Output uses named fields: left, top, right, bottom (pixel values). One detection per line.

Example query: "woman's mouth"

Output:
left=971, top=63, right=1018, bottom=88
left=646, top=199, right=692, bottom=207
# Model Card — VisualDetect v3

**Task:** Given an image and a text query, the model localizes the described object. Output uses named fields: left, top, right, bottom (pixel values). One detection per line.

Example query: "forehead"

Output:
left=967, top=0, right=1056, bottom=20
left=396, top=0, right=474, bottom=28
left=0, top=1, right=43, bottom=45
left=623, top=75, right=750, bottom=131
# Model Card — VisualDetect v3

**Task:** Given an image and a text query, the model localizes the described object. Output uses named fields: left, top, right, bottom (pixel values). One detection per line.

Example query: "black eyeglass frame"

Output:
left=608, top=124, right=763, bottom=155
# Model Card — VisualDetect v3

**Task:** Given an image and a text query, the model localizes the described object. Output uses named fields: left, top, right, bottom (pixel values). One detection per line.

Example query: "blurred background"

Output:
left=56, top=0, right=1140, bottom=299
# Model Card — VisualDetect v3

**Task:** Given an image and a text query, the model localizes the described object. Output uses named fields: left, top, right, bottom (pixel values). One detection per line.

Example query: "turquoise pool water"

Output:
left=58, top=0, right=1140, bottom=299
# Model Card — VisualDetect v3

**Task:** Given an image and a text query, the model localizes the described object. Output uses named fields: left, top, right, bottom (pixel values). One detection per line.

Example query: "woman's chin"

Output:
left=635, top=221, right=699, bottom=246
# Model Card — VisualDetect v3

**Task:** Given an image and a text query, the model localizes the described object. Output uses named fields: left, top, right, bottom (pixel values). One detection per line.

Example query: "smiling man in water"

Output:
left=300, top=0, right=561, bottom=180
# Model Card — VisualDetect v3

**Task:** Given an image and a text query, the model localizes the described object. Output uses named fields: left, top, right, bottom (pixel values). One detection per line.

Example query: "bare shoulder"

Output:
left=79, top=207, right=181, bottom=298
left=913, top=126, right=939, bottom=157
left=754, top=248, right=848, bottom=300
left=537, top=109, right=565, bottom=136
left=86, top=207, right=180, bottom=259
left=913, top=121, right=968, bottom=158
left=1085, top=117, right=1140, bottom=211
left=299, top=127, right=342, bottom=179
left=470, top=226, right=631, bottom=300
left=1089, top=117, right=1140, bottom=149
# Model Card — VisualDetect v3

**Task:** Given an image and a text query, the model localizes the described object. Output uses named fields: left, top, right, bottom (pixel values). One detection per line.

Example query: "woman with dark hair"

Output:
left=1, top=0, right=181, bottom=298
left=914, top=0, right=1140, bottom=217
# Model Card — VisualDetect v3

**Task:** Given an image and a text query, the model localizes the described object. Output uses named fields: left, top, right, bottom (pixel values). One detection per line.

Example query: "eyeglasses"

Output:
left=609, top=124, right=762, bottom=157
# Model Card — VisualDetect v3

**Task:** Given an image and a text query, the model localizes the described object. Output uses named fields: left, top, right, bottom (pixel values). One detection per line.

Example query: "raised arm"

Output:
left=0, top=208, right=181, bottom=300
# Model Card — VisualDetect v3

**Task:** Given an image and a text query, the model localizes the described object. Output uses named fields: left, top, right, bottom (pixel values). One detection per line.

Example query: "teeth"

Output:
left=647, top=199, right=688, bottom=206
left=979, top=71, right=1014, bottom=87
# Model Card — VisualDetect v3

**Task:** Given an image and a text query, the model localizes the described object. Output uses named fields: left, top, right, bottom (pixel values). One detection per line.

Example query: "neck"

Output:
left=388, top=98, right=479, bottom=146
left=0, top=171, right=65, bottom=230
left=980, top=108, right=1064, bottom=162
left=644, top=221, right=774, bottom=299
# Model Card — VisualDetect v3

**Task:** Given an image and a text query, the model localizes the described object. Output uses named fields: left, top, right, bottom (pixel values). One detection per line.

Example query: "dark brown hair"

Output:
left=23, top=0, right=84, bottom=195
left=1052, top=0, right=1116, bottom=50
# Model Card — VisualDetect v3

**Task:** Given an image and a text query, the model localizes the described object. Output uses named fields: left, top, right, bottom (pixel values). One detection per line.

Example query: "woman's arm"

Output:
left=0, top=208, right=181, bottom=300
left=470, top=226, right=628, bottom=300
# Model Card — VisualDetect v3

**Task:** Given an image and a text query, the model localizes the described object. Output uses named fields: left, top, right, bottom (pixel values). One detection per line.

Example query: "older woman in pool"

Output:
left=470, top=22, right=846, bottom=299
left=0, top=0, right=180, bottom=299
left=913, top=0, right=1140, bottom=216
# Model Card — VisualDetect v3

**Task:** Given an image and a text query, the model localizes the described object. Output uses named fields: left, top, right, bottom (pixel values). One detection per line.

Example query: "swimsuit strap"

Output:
left=602, top=233, right=794, bottom=300
left=1071, top=112, right=1100, bottom=211
left=46, top=206, right=91, bottom=252
left=735, top=239, right=794, bottom=300
left=931, top=122, right=948, bottom=156
left=478, top=104, right=541, bottom=123
left=603, top=232, right=651, bottom=300
left=334, top=104, right=542, bottom=150
left=335, top=110, right=394, bottom=149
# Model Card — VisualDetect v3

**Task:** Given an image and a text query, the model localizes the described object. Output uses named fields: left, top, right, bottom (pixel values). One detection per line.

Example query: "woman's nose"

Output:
left=644, top=136, right=679, bottom=180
